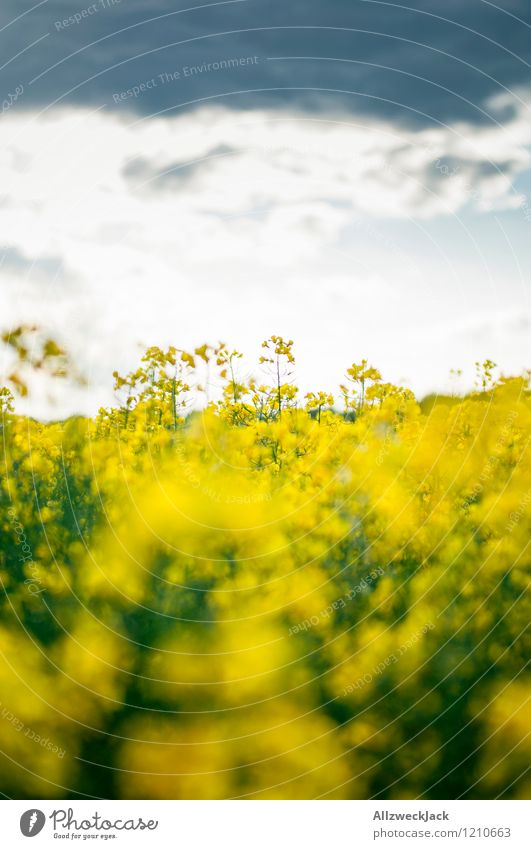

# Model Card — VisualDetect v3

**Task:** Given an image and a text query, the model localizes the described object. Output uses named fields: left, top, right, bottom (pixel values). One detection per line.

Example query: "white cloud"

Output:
left=1, top=102, right=530, bottom=416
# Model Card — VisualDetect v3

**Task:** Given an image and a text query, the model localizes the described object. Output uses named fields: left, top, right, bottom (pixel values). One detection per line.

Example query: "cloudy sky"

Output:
left=1, top=0, right=530, bottom=414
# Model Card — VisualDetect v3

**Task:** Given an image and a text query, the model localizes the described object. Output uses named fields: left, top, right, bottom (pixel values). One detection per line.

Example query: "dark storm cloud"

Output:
left=0, top=247, right=67, bottom=279
left=122, top=144, right=236, bottom=189
left=417, top=153, right=524, bottom=206
left=1, top=0, right=530, bottom=127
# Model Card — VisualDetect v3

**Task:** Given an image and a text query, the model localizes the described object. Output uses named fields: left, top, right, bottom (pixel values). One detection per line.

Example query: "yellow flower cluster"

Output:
left=0, top=341, right=529, bottom=799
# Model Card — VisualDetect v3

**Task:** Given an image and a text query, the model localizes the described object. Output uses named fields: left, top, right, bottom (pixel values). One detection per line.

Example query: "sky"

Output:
left=1, top=0, right=530, bottom=415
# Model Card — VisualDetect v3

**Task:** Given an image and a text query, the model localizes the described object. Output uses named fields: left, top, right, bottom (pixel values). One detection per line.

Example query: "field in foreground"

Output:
left=0, top=339, right=529, bottom=799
